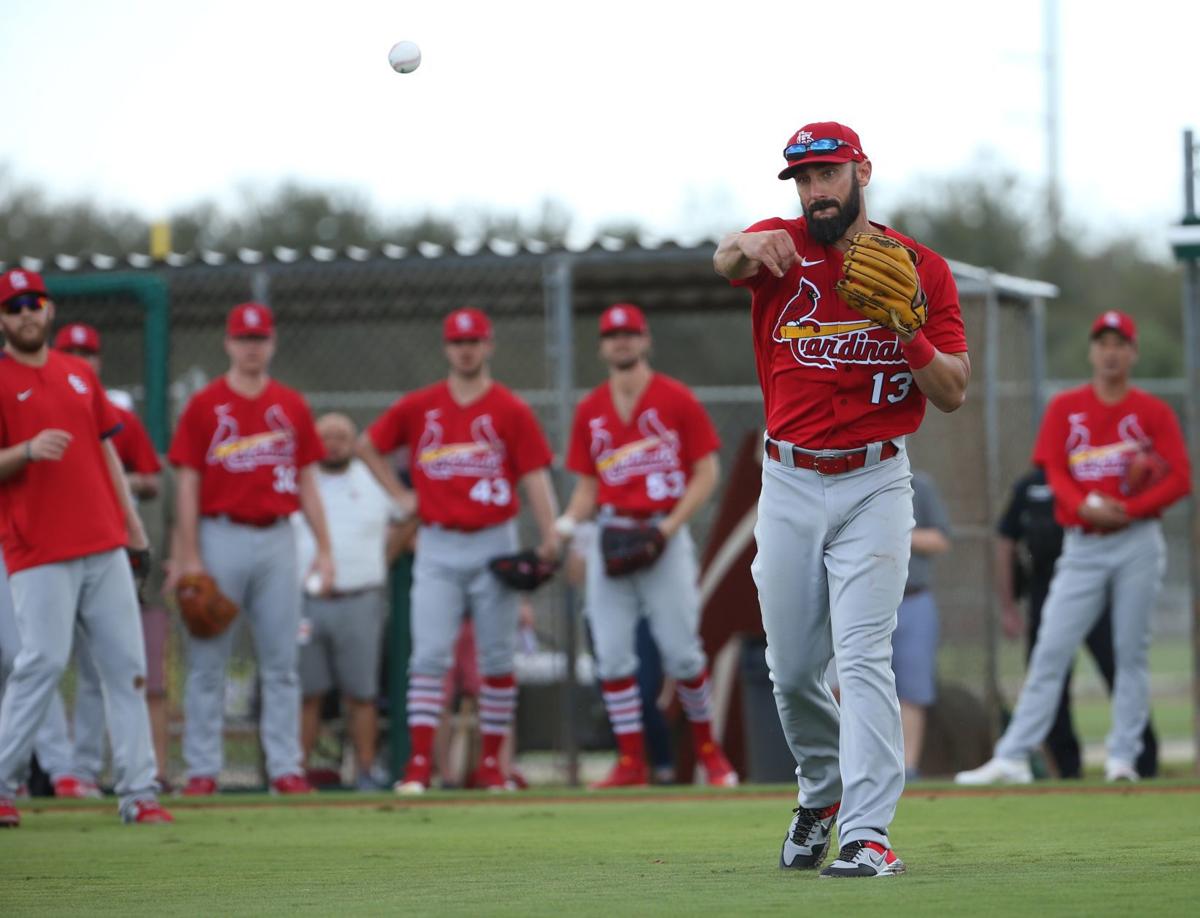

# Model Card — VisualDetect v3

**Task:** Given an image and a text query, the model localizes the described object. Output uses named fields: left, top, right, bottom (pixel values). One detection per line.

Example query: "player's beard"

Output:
left=805, top=172, right=862, bottom=246
left=320, top=456, right=353, bottom=473
left=3, top=320, right=49, bottom=353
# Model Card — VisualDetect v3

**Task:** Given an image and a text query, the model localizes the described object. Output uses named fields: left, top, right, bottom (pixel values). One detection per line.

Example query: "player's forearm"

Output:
left=298, top=466, right=333, bottom=555
left=993, top=538, right=1017, bottom=605
left=174, top=467, right=203, bottom=568
left=520, top=468, right=560, bottom=542
left=105, top=440, right=147, bottom=549
left=0, top=441, right=33, bottom=480
left=712, top=233, right=760, bottom=280
left=561, top=476, right=598, bottom=526
left=355, top=433, right=414, bottom=506
left=911, top=349, right=970, bottom=413
left=128, top=472, right=161, bottom=500
left=661, top=454, right=719, bottom=537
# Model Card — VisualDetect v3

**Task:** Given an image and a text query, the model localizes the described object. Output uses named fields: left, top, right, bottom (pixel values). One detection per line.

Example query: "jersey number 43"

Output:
left=469, top=478, right=512, bottom=506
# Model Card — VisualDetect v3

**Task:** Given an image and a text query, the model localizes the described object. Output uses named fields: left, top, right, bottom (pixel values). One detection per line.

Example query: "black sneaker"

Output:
left=779, top=801, right=840, bottom=870
left=819, top=840, right=906, bottom=878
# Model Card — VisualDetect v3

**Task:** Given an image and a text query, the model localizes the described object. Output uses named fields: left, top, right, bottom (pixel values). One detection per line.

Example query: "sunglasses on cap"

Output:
left=2, top=293, right=50, bottom=315
left=783, top=138, right=852, bottom=161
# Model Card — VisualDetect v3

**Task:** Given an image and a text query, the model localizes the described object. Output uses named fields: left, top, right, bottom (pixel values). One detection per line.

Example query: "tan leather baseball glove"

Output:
left=175, top=573, right=239, bottom=639
left=836, top=232, right=928, bottom=336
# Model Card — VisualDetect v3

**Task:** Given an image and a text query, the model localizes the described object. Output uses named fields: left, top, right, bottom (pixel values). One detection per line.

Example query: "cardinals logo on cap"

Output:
left=244, top=308, right=261, bottom=328
left=10, top=272, right=28, bottom=290
left=1103, top=311, right=1121, bottom=328
left=71, top=327, right=87, bottom=344
left=795, top=130, right=814, bottom=144
left=457, top=314, right=472, bottom=331
left=610, top=308, right=628, bottom=326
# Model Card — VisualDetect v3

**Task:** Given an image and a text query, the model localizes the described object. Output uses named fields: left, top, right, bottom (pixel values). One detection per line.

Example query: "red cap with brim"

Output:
left=1090, top=310, right=1137, bottom=344
left=54, top=323, right=101, bottom=354
left=443, top=308, right=492, bottom=341
left=599, top=303, right=648, bottom=335
left=778, top=121, right=867, bottom=180
left=227, top=302, right=275, bottom=338
left=0, top=269, right=47, bottom=304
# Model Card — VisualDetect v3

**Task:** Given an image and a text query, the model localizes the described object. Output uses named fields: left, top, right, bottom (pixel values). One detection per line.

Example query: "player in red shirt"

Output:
left=168, top=302, right=333, bottom=796
left=52, top=323, right=171, bottom=794
left=714, top=122, right=969, bottom=877
left=358, top=307, right=560, bottom=793
left=557, top=303, right=738, bottom=789
left=958, top=310, right=1189, bottom=786
left=0, top=269, right=171, bottom=826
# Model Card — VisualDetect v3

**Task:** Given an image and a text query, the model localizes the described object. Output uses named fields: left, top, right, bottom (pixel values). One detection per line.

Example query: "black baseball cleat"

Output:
left=819, top=840, right=906, bottom=878
left=779, top=801, right=840, bottom=870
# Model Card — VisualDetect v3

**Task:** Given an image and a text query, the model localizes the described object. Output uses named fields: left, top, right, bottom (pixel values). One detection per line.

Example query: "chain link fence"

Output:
left=38, top=243, right=1067, bottom=786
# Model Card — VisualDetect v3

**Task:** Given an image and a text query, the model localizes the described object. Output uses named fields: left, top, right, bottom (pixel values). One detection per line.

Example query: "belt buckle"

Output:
left=813, top=454, right=845, bottom=475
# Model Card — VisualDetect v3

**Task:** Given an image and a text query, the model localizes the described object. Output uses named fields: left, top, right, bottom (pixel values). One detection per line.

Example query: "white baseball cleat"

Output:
left=1104, top=759, right=1139, bottom=783
left=393, top=780, right=427, bottom=796
left=819, top=840, right=906, bottom=878
left=954, top=757, right=1033, bottom=785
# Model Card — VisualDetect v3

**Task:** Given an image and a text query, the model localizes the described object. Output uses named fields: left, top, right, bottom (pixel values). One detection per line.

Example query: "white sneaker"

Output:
left=954, top=757, right=1033, bottom=785
left=1104, top=760, right=1139, bottom=783
left=393, top=780, right=428, bottom=796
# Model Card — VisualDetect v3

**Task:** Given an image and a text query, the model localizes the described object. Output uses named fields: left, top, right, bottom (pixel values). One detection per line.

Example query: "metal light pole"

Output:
left=1167, top=128, right=1200, bottom=775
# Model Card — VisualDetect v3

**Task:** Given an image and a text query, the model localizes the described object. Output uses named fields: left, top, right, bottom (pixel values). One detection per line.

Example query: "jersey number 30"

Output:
left=469, top=478, right=512, bottom=506
left=869, top=371, right=914, bottom=405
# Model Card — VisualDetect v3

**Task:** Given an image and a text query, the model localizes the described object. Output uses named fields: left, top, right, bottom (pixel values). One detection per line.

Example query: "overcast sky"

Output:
left=2, top=0, right=1196, bottom=252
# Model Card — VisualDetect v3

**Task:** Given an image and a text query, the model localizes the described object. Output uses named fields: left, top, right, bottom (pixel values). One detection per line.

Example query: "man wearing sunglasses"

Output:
left=714, top=122, right=969, bottom=877
left=0, top=269, right=171, bottom=826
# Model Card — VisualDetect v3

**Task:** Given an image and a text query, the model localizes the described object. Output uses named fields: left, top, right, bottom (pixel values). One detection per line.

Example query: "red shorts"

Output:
left=441, top=618, right=481, bottom=701
left=141, top=605, right=169, bottom=697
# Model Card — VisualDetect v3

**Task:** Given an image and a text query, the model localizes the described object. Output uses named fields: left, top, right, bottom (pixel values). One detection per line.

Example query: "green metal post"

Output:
left=388, top=553, right=414, bottom=779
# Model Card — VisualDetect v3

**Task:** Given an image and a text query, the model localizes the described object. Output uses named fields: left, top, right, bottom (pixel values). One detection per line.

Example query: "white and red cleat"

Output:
left=699, top=744, right=740, bottom=787
left=820, top=840, right=905, bottom=878
left=122, top=799, right=174, bottom=825
left=53, top=775, right=103, bottom=799
left=180, top=776, right=219, bottom=797
left=393, top=754, right=432, bottom=795
left=270, top=773, right=315, bottom=795
left=589, top=754, right=649, bottom=789
left=0, top=797, right=19, bottom=828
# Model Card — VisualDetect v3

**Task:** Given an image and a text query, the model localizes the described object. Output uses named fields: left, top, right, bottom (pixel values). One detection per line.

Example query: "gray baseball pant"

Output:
left=183, top=517, right=303, bottom=781
left=995, top=520, right=1165, bottom=766
left=752, top=443, right=913, bottom=850
left=409, top=522, right=519, bottom=678
left=0, top=549, right=158, bottom=808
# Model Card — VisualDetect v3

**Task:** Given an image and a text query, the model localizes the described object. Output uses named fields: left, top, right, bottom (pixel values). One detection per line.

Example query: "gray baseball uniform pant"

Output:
left=752, top=441, right=913, bottom=850
left=0, top=558, right=76, bottom=784
left=184, top=517, right=302, bottom=781
left=71, top=635, right=108, bottom=781
left=995, top=520, right=1165, bottom=766
left=409, top=522, right=519, bottom=679
left=0, top=549, right=158, bottom=810
left=585, top=514, right=706, bottom=681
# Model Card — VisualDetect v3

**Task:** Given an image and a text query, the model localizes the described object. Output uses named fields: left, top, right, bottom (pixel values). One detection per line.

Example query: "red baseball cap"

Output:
left=443, top=308, right=492, bottom=342
left=0, top=269, right=48, bottom=304
left=1090, top=310, right=1137, bottom=343
left=599, top=303, right=648, bottom=335
left=226, top=302, right=275, bottom=338
left=778, top=122, right=867, bottom=180
left=54, top=322, right=102, bottom=354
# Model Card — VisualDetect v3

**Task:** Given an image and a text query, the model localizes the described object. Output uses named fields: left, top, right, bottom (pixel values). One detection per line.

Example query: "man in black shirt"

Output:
left=994, top=468, right=1158, bottom=778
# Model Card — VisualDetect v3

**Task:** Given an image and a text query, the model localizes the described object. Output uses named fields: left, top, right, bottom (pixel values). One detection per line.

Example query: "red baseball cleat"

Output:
left=270, top=773, right=315, bottom=795
left=53, top=775, right=104, bottom=799
left=180, top=776, right=219, bottom=797
left=467, top=756, right=509, bottom=792
left=699, top=744, right=740, bottom=788
left=393, top=754, right=432, bottom=795
left=123, top=799, right=174, bottom=825
left=0, top=797, right=19, bottom=828
left=589, top=754, right=649, bottom=789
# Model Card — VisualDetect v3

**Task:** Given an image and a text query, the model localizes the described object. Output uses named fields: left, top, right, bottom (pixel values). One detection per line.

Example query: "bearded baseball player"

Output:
left=714, top=122, right=969, bottom=877
left=54, top=322, right=170, bottom=794
left=0, top=269, right=171, bottom=826
left=357, top=307, right=560, bottom=793
left=558, top=303, right=738, bottom=789
left=957, top=310, right=1189, bottom=786
left=169, top=302, right=333, bottom=796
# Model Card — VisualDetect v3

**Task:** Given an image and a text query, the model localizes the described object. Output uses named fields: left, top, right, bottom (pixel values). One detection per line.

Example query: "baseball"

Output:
left=388, top=41, right=421, bottom=74
left=305, top=572, right=323, bottom=596
left=1085, top=492, right=1105, bottom=509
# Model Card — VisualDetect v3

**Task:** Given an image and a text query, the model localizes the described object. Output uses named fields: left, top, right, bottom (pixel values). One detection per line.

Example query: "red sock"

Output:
left=678, top=673, right=715, bottom=754
left=481, top=731, right=505, bottom=766
left=601, top=677, right=645, bottom=761
left=409, top=724, right=435, bottom=761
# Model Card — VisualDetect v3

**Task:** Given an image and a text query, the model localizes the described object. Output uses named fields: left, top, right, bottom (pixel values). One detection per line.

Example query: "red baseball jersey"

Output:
left=731, top=218, right=968, bottom=449
left=567, top=373, right=720, bottom=515
left=111, top=404, right=161, bottom=475
left=368, top=381, right=553, bottom=529
left=1032, top=384, right=1190, bottom=528
left=0, top=352, right=127, bottom=573
left=168, top=377, right=323, bottom=520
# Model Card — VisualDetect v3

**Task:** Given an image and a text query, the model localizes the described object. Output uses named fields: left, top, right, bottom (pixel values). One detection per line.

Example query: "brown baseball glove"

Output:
left=601, top=524, right=666, bottom=577
left=175, top=573, right=239, bottom=639
left=835, top=232, right=928, bottom=336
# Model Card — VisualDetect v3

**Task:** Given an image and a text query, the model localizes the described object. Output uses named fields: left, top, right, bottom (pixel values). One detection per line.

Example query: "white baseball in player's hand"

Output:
left=388, top=41, right=421, bottom=73
left=305, top=572, right=323, bottom=596
left=1084, top=492, right=1105, bottom=509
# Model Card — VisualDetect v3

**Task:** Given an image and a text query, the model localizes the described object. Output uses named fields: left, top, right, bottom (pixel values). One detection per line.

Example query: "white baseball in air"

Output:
left=388, top=41, right=421, bottom=74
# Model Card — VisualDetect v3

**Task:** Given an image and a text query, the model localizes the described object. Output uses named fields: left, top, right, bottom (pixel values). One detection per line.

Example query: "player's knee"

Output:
left=14, top=647, right=70, bottom=684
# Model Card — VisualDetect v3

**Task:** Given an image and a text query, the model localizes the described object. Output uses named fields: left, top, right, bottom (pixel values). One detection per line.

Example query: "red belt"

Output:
left=764, top=440, right=900, bottom=475
left=205, top=514, right=284, bottom=529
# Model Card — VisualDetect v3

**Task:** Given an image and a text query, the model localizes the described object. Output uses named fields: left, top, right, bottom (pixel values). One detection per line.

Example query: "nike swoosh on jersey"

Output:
left=800, top=258, right=824, bottom=266
left=17, top=389, right=32, bottom=401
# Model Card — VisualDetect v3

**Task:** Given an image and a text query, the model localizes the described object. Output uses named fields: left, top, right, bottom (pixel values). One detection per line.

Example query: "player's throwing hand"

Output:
left=28, top=428, right=73, bottom=462
left=735, top=230, right=798, bottom=278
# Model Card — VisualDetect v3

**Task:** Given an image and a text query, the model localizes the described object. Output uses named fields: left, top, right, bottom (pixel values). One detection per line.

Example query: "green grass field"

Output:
left=3, top=784, right=1199, bottom=917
